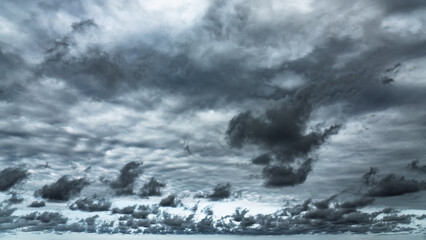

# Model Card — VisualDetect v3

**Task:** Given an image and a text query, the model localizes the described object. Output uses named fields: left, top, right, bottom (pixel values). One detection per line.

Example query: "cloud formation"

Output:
left=0, top=166, right=29, bottom=191
left=208, top=183, right=231, bottom=200
left=35, top=176, right=90, bottom=201
left=1, top=0, right=426, bottom=235
left=102, top=161, right=143, bottom=195
left=70, top=195, right=111, bottom=212
left=366, top=174, right=426, bottom=197
left=139, top=177, right=166, bottom=197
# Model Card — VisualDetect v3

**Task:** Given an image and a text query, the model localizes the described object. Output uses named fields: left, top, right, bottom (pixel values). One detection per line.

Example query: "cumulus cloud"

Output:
left=35, top=176, right=90, bottom=201
left=0, top=166, right=29, bottom=192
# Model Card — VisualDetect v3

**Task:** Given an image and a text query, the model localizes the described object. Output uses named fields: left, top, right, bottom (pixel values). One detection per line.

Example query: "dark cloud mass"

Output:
left=262, top=158, right=313, bottom=187
left=35, top=176, right=90, bottom=201
left=366, top=174, right=426, bottom=197
left=408, top=160, right=426, bottom=174
left=139, top=177, right=166, bottom=197
left=102, top=161, right=143, bottom=195
left=0, top=166, right=29, bottom=191
left=226, top=102, right=340, bottom=186
left=1, top=0, right=426, bottom=235
left=208, top=183, right=231, bottom=200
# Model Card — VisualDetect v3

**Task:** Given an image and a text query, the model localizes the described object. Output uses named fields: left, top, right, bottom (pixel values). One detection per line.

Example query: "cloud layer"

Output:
left=1, top=0, right=426, bottom=235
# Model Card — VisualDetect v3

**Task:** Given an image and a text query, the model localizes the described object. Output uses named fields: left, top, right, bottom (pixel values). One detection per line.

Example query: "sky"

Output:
left=1, top=0, right=426, bottom=236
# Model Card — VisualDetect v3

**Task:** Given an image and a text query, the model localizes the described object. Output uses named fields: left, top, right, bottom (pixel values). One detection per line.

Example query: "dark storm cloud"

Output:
left=225, top=97, right=339, bottom=186
left=35, top=176, right=90, bottom=201
left=0, top=166, right=29, bottom=191
left=70, top=195, right=111, bottom=212
left=101, top=161, right=143, bottom=195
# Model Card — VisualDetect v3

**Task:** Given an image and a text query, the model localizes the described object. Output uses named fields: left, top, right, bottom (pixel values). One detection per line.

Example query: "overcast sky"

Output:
left=1, top=0, right=426, bottom=235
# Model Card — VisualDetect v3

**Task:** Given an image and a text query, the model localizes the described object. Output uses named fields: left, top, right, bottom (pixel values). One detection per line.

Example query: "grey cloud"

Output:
left=366, top=173, right=426, bottom=197
left=226, top=98, right=339, bottom=186
left=69, top=195, right=111, bottom=212
left=313, top=194, right=337, bottom=209
left=159, top=195, right=178, bottom=207
left=111, top=204, right=159, bottom=220
left=111, top=205, right=136, bottom=215
left=0, top=195, right=419, bottom=234
left=363, top=167, right=379, bottom=185
left=262, top=158, right=313, bottom=187
left=139, top=177, right=166, bottom=197
left=361, top=166, right=426, bottom=197
left=377, top=0, right=426, bottom=14
left=35, top=176, right=90, bottom=201
left=102, top=161, right=143, bottom=195
left=1, top=0, right=426, bottom=234
left=339, top=198, right=375, bottom=209
left=28, top=201, right=46, bottom=208
left=251, top=153, right=272, bottom=165
left=208, top=183, right=231, bottom=201
left=71, top=19, right=97, bottom=33
left=5, top=192, right=23, bottom=205
left=408, top=160, right=426, bottom=174
left=0, top=166, right=29, bottom=191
